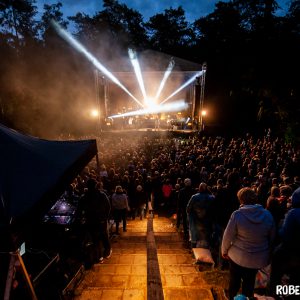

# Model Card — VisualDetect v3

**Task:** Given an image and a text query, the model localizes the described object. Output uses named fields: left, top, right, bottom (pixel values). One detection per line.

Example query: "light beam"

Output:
left=160, top=70, right=205, bottom=105
left=128, top=48, right=147, bottom=100
left=155, top=58, right=175, bottom=102
left=109, top=100, right=188, bottom=118
left=51, top=20, right=144, bottom=108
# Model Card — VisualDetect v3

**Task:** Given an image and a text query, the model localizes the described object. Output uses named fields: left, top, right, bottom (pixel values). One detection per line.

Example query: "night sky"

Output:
left=36, top=0, right=289, bottom=22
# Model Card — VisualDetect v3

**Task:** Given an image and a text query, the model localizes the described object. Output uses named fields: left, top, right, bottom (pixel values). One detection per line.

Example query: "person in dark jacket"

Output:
left=221, top=187, right=275, bottom=300
left=112, top=185, right=130, bottom=233
left=133, top=185, right=147, bottom=220
left=177, top=178, right=194, bottom=238
left=266, top=186, right=282, bottom=230
left=80, top=178, right=112, bottom=265
left=269, top=186, right=300, bottom=297
left=187, top=182, right=215, bottom=248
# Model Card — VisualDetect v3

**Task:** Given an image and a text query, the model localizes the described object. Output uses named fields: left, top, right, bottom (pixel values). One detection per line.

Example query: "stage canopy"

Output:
left=0, top=124, right=97, bottom=225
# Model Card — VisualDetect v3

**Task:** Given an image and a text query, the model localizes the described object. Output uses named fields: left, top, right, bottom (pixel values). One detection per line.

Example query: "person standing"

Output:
left=133, top=185, right=147, bottom=220
left=221, top=187, right=275, bottom=300
left=266, top=186, right=281, bottom=229
left=80, top=178, right=112, bottom=266
left=177, top=178, right=194, bottom=238
left=112, top=185, right=130, bottom=233
left=187, top=182, right=215, bottom=248
left=269, top=186, right=300, bottom=297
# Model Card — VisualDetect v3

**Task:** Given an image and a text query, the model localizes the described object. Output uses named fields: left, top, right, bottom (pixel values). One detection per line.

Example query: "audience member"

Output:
left=221, top=187, right=275, bottom=300
left=269, top=187, right=300, bottom=297
left=111, top=185, right=130, bottom=233
left=187, top=182, right=215, bottom=248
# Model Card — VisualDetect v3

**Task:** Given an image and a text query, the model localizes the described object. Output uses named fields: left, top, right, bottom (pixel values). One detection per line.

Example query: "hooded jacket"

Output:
left=280, top=187, right=300, bottom=249
left=222, top=204, right=276, bottom=269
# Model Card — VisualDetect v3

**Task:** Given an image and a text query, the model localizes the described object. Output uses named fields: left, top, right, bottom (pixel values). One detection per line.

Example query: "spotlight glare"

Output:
left=144, top=97, right=157, bottom=109
left=109, top=100, right=188, bottom=119
left=128, top=48, right=147, bottom=100
left=51, top=21, right=144, bottom=108
left=155, top=58, right=175, bottom=102
left=90, top=109, right=99, bottom=117
left=160, top=70, right=205, bottom=105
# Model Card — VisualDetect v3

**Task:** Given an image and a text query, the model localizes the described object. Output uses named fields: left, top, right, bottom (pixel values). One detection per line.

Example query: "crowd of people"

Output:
left=66, top=132, right=300, bottom=299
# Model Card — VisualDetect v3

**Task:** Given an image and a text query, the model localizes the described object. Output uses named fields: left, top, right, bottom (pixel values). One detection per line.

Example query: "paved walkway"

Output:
left=74, top=215, right=229, bottom=300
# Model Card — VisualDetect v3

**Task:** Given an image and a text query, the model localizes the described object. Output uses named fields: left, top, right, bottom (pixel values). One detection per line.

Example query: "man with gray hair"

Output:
left=177, top=178, right=194, bottom=239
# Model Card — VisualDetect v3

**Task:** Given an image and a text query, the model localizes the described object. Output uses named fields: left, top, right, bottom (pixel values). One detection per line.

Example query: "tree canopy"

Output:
left=0, top=0, right=299, bottom=139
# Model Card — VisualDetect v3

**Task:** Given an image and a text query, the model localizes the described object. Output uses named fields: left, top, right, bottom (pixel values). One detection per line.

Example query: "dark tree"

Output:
left=70, top=0, right=148, bottom=50
left=0, top=0, right=299, bottom=139
left=0, top=0, right=38, bottom=47
left=145, top=6, right=194, bottom=57
left=38, top=2, right=68, bottom=43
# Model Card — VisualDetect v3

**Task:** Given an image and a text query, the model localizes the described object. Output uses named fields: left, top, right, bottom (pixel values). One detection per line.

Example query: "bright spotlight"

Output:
left=51, top=21, right=144, bottom=108
left=109, top=100, right=188, bottom=119
left=144, top=97, right=157, bottom=109
left=155, top=58, right=175, bottom=102
left=90, top=109, right=99, bottom=117
left=201, top=110, right=207, bottom=116
left=128, top=48, right=147, bottom=100
left=160, top=70, right=205, bottom=105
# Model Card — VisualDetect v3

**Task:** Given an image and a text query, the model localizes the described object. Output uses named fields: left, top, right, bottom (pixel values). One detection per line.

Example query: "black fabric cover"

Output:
left=0, top=124, right=97, bottom=225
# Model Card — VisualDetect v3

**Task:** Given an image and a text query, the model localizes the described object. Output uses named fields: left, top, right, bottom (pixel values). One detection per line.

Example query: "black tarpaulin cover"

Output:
left=0, top=124, right=97, bottom=224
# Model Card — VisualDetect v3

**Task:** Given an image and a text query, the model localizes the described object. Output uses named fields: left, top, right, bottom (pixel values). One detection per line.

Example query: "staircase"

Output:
left=74, top=215, right=228, bottom=300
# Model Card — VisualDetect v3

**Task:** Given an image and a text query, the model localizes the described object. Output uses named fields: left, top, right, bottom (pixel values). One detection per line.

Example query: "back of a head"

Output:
left=115, top=185, right=123, bottom=193
left=184, top=178, right=191, bottom=187
left=199, top=182, right=207, bottom=193
left=283, top=177, right=292, bottom=185
left=217, top=178, right=223, bottom=184
left=294, top=176, right=300, bottom=183
left=280, top=185, right=292, bottom=197
left=87, top=178, right=97, bottom=190
left=237, top=187, right=257, bottom=205
left=270, top=186, right=280, bottom=197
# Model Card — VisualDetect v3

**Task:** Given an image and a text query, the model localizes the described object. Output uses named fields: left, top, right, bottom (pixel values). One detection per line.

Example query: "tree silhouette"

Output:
left=0, top=0, right=298, bottom=138
left=0, top=0, right=38, bottom=47
left=145, top=6, right=194, bottom=57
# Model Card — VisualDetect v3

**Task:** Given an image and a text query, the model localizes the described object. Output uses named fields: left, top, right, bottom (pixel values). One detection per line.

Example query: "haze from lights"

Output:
left=160, top=70, right=205, bottom=105
left=109, top=100, right=188, bottom=118
left=51, top=20, right=144, bottom=108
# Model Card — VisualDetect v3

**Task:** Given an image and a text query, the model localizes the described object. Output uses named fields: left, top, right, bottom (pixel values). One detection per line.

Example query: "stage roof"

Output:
left=102, top=49, right=203, bottom=73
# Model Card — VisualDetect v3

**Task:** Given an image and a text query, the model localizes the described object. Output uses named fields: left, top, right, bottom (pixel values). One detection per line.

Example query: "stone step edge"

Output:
left=78, top=284, right=223, bottom=290
left=95, top=263, right=194, bottom=265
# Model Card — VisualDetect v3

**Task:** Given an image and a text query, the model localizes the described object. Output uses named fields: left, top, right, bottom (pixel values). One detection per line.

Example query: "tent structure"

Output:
left=0, top=123, right=97, bottom=232
left=0, top=123, right=98, bottom=299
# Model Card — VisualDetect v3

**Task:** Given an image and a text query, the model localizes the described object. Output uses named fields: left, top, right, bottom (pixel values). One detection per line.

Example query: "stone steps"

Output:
left=74, top=216, right=228, bottom=300
left=154, top=217, right=228, bottom=300
left=75, top=218, right=147, bottom=300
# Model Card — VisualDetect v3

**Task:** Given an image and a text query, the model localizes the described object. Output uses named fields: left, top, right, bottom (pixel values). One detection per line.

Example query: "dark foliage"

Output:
left=0, top=0, right=299, bottom=139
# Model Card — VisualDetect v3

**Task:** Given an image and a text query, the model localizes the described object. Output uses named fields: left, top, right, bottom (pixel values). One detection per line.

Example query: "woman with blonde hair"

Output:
left=221, top=187, right=275, bottom=300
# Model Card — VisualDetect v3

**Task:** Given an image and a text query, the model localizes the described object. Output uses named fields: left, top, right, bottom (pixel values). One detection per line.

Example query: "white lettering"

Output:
left=276, top=286, right=283, bottom=295
left=289, top=286, right=296, bottom=295
left=276, top=285, right=300, bottom=295
left=282, top=286, right=287, bottom=295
